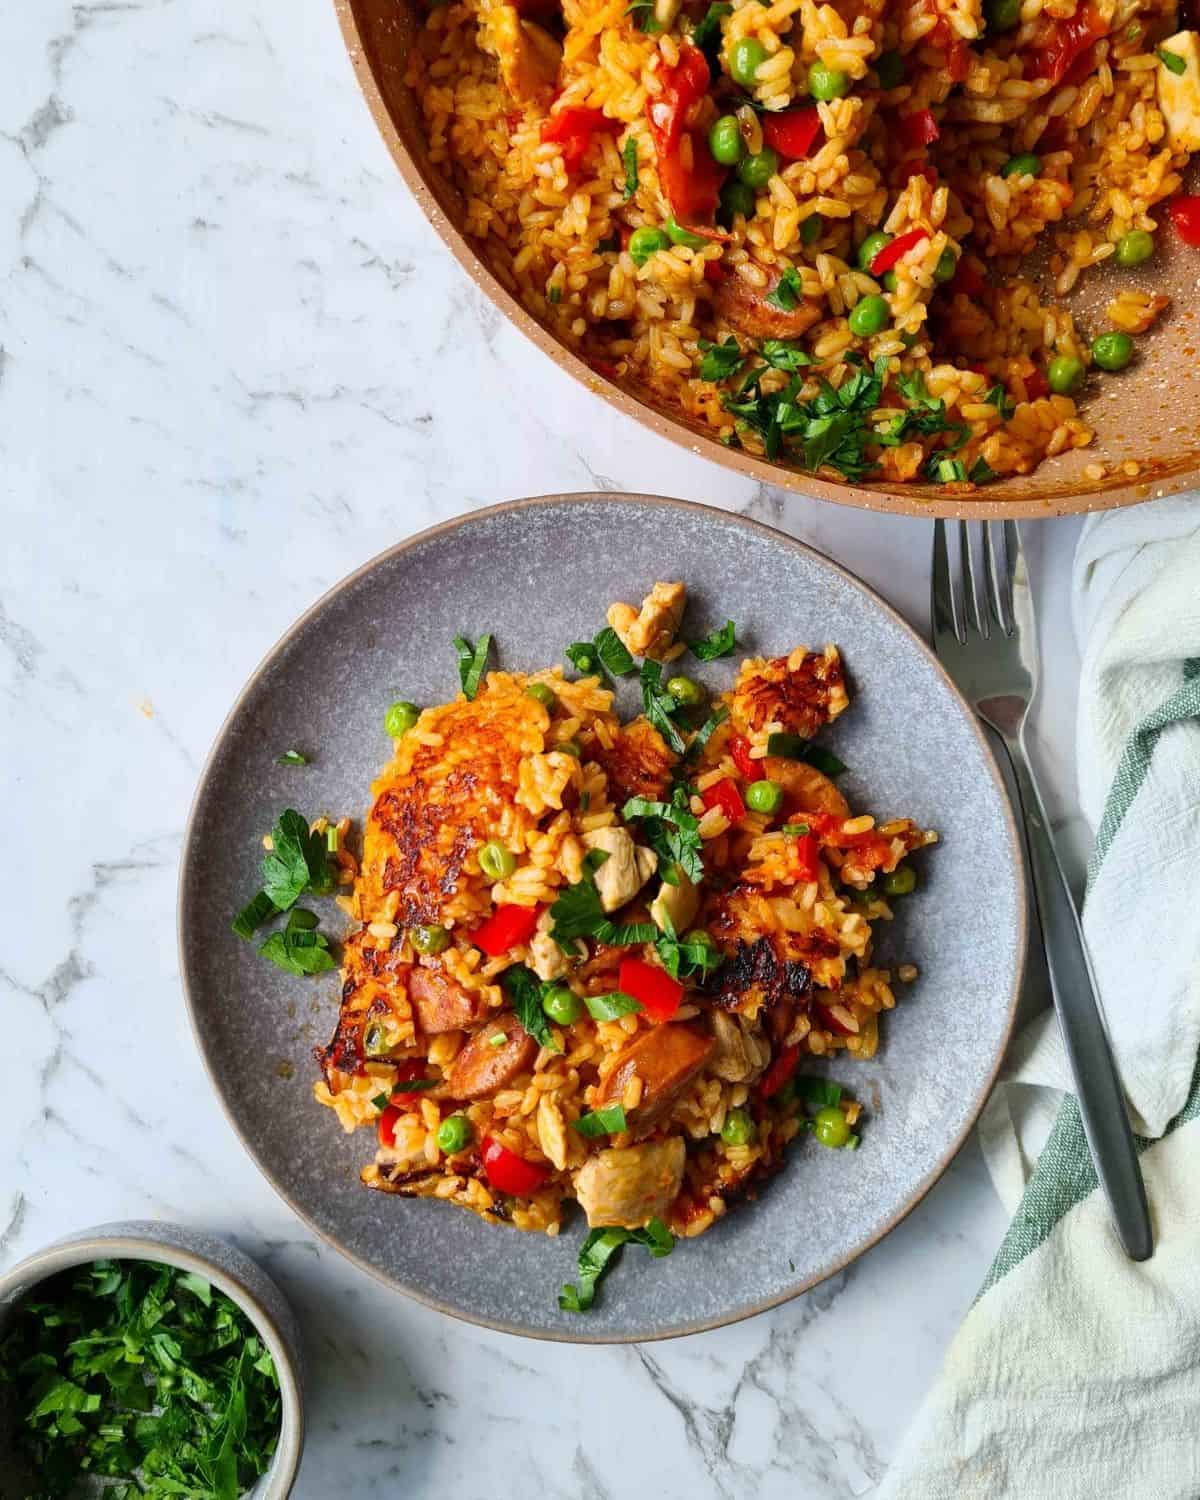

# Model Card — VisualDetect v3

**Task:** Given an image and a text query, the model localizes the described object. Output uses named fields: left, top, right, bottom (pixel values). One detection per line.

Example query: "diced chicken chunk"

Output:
left=1158, top=32, right=1200, bottom=151
left=409, top=965, right=481, bottom=1035
left=590, top=717, right=676, bottom=806
left=582, top=827, right=658, bottom=912
left=607, top=581, right=686, bottom=659
left=529, top=907, right=572, bottom=982
left=447, top=1013, right=536, bottom=1099
left=650, top=870, right=699, bottom=934
left=481, top=2, right=562, bottom=105
left=573, top=1137, right=686, bottom=1228
left=708, top=1011, right=770, bottom=1084
left=598, top=1024, right=715, bottom=1138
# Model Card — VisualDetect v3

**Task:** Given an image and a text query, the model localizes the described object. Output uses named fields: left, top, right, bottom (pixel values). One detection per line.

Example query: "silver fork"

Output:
left=932, top=519, right=1152, bottom=1261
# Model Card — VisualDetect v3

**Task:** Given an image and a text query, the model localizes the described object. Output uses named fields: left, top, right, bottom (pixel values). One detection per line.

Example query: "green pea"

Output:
left=557, top=739, right=582, bottom=758
left=849, top=293, right=890, bottom=337
left=934, top=247, right=958, bottom=282
left=666, top=674, right=705, bottom=706
left=629, top=226, right=670, bottom=266
left=985, top=0, right=1020, bottom=30
left=808, top=60, right=851, bottom=100
left=729, top=36, right=769, bottom=87
left=800, top=213, right=823, bottom=245
left=1116, top=229, right=1154, bottom=268
left=857, top=230, right=891, bottom=271
left=721, top=1107, right=757, bottom=1146
left=1091, top=331, right=1134, bottom=371
left=541, top=983, right=583, bottom=1025
left=479, top=840, right=517, bottom=880
left=883, top=269, right=898, bottom=292
left=1047, top=354, right=1085, bottom=395
left=525, top=681, right=557, bottom=709
left=437, top=1114, right=473, bottom=1154
left=813, top=1106, right=851, bottom=1149
left=410, top=923, right=450, bottom=955
left=384, top=700, right=420, bottom=737
left=1000, top=152, right=1041, bottom=179
left=738, top=147, right=779, bottom=189
left=666, top=217, right=706, bottom=249
left=362, top=1022, right=393, bottom=1058
left=709, top=114, right=745, bottom=166
left=875, top=49, right=904, bottom=88
left=718, top=179, right=757, bottom=227
left=881, top=863, right=917, bottom=897
left=745, top=779, right=784, bottom=814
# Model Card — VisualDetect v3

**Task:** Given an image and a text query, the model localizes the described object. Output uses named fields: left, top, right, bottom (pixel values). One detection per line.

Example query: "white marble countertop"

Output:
left=1, top=0, right=1091, bottom=1493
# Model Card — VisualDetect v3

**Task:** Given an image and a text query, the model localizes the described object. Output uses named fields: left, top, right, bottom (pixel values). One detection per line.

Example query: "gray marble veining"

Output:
left=0, top=0, right=1086, bottom=1491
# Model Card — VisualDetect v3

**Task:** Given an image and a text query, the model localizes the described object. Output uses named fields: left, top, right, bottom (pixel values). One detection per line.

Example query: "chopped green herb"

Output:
left=565, top=641, right=600, bottom=675
left=655, top=911, right=723, bottom=980
left=560, top=1219, right=674, bottom=1311
left=502, top=965, right=560, bottom=1052
left=640, top=658, right=687, bottom=754
left=0, top=1259, right=281, bottom=1498
left=261, top=808, right=336, bottom=910
left=392, top=1078, right=440, bottom=1093
left=690, top=0, right=732, bottom=61
left=984, top=381, right=1015, bottom=419
left=760, top=339, right=814, bottom=372
left=688, top=619, right=738, bottom=661
left=550, top=874, right=609, bottom=949
left=699, top=335, right=746, bottom=383
left=594, top=625, right=636, bottom=677
left=935, top=456, right=968, bottom=484
left=453, top=633, right=493, bottom=700
left=622, top=136, right=640, bottom=199
left=573, top=1104, right=628, bottom=1138
left=548, top=285, right=562, bottom=304
left=582, top=846, right=610, bottom=875
left=765, top=265, right=803, bottom=313
left=583, top=990, right=643, bottom=1022
left=969, top=455, right=1000, bottom=485
left=372, top=1092, right=392, bottom=1110
left=780, top=822, right=811, bottom=835
left=232, top=889, right=278, bottom=941
left=1159, top=47, right=1187, bottom=74
left=792, top=1075, right=844, bottom=1107
left=276, top=749, right=309, bottom=766
left=683, top=704, right=729, bottom=762
left=625, top=0, right=663, bottom=32
left=622, top=782, right=704, bottom=884
left=799, top=744, right=847, bottom=778
left=259, top=908, right=336, bottom=976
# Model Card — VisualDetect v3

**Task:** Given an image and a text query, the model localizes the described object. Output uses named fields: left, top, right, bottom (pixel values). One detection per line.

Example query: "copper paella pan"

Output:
left=333, top=0, right=1199, bottom=518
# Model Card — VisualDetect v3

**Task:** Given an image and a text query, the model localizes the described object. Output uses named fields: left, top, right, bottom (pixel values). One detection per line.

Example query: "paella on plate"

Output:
left=246, top=581, right=938, bottom=1304
left=406, top=0, right=1200, bottom=492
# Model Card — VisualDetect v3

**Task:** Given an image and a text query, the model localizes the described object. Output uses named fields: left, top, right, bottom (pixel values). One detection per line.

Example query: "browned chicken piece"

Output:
left=482, top=2, right=562, bottom=105
left=409, top=965, right=482, bottom=1036
left=712, top=270, right=822, bottom=342
left=316, top=932, right=414, bottom=1086
left=589, top=716, right=676, bottom=807
left=598, top=1024, right=715, bottom=1139
left=607, top=581, right=686, bottom=659
left=730, top=646, right=849, bottom=740
left=707, top=1010, right=770, bottom=1084
left=573, top=1137, right=687, bottom=1228
left=447, top=1012, right=537, bottom=1100
left=759, top=755, right=849, bottom=820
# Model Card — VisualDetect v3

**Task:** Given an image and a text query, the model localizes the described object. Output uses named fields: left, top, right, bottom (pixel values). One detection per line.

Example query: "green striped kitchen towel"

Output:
left=879, top=498, right=1200, bottom=1499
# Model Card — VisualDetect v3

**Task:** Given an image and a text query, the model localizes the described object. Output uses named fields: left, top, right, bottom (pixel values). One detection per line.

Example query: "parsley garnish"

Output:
left=560, top=1219, right=674, bottom=1311
left=798, top=744, right=847, bottom=778
left=260, top=808, right=336, bottom=910
left=760, top=340, right=813, bottom=372
left=640, top=658, right=687, bottom=754
left=453, top=633, right=492, bottom=699
left=0, top=1259, right=282, bottom=1496
left=623, top=784, right=704, bottom=884
left=689, top=619, right=737, bottom=661
left=985, top=381, right=1015, bottom=419
left=584, top=990, right=643, bottom=1021
left=594, top=625, right=636, bottom=677
left=625, top=0, right=663, bottom=32
left=231, top=889, right=278, bottom=941
left=502, top=964, right=560, bottom=1052
left=573, top=1104, right=628, bottom=1138
left=690, top=0, right=731, bottom=59
left=933, top=456, right=968, bottom=484
left=548, top=864, right=658, bottom=950
left=654, top=910, right=723, bottom=980
left=969, top=455, right=999, bottom=485
left=683, top=704, right=729, bottom=762
left=260, top=907, right=336, bottom=975
left=698, top=336, right=746, bottom=383
left=765, top=264, right=803, bottom=312
left=793, top=1075, right=844, bottom=1107
left=1159, top=47, right=1187, bottom=74
left=622, top=136, right=639, bottom=199
left=276, top=749, right=309, bottom=766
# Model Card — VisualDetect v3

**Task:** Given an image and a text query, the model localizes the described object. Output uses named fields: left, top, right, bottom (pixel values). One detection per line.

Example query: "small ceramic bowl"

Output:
left=0, top=1221, right=304, bottom=1498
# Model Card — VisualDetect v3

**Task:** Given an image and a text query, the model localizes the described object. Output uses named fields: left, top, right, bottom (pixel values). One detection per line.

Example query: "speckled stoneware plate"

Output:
left=180, top=494, right=1025, bottom=1342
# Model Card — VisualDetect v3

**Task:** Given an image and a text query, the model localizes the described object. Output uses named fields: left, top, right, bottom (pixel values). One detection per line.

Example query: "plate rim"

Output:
left=178, top=492, right=1028, bottom=1343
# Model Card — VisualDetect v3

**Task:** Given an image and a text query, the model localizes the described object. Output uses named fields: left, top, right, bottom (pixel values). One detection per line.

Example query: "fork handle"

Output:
left=1004, top=733, right=1153, bottom=1260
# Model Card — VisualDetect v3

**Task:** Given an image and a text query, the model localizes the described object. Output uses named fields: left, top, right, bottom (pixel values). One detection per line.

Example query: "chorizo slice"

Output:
left=599, top=1024, right=715, bottom=1138
left=712, top=270, right=822, bottom=341
left=447, top=1012, right=537, bottom=1100
left=409, top=965, right=482, bottom=1035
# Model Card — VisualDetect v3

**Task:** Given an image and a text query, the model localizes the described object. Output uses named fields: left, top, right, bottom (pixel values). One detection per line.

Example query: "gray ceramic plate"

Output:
left=180, top=495, right=1025, bottom=1342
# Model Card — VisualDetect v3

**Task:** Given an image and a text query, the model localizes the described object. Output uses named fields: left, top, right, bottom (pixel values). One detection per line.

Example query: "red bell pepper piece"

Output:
left=792, top=832, right=820, bottom=883
left=618, top=956, right=684, bottom=1022
left=541, top=107, right=615, bottom=173
left=869, top=227, right=928, bottom=277
left=898, top=109, right=940, bottom=150
left=762, top=105, right=822, bottom=161
left=646, top=44, right=727, bottom=226
left=1026, top=3, right=1107, bottom=84
left=818, top=1003, right=858, bottom=1036
left=730, top=735, right=758, bottom=779
left=703, top=257, right=726, bottom=283
left=473, top=902, right=543, bottom=957
left=377, top=1061, right=437, bottom=1145
left=377, top=1104, right=402, bottom=1149
left=1168, top=195, right=1200, bottom=248
left=701, top=778, right=746, bottom=823
left=758, top=1043, right=800, bottom=1099
left=481, top=1136, right=550, bottom=1195
left=949, top=257, right=986, bottom=298
left=1025, top=368, right=1049, bottom=400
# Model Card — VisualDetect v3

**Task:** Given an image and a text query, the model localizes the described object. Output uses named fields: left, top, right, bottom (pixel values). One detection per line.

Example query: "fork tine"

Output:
left=931, top=519, right=964, bottom=644
left=983, top=520, right=1014, bottom=636
left=958, top=520, right=988, bottom=637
